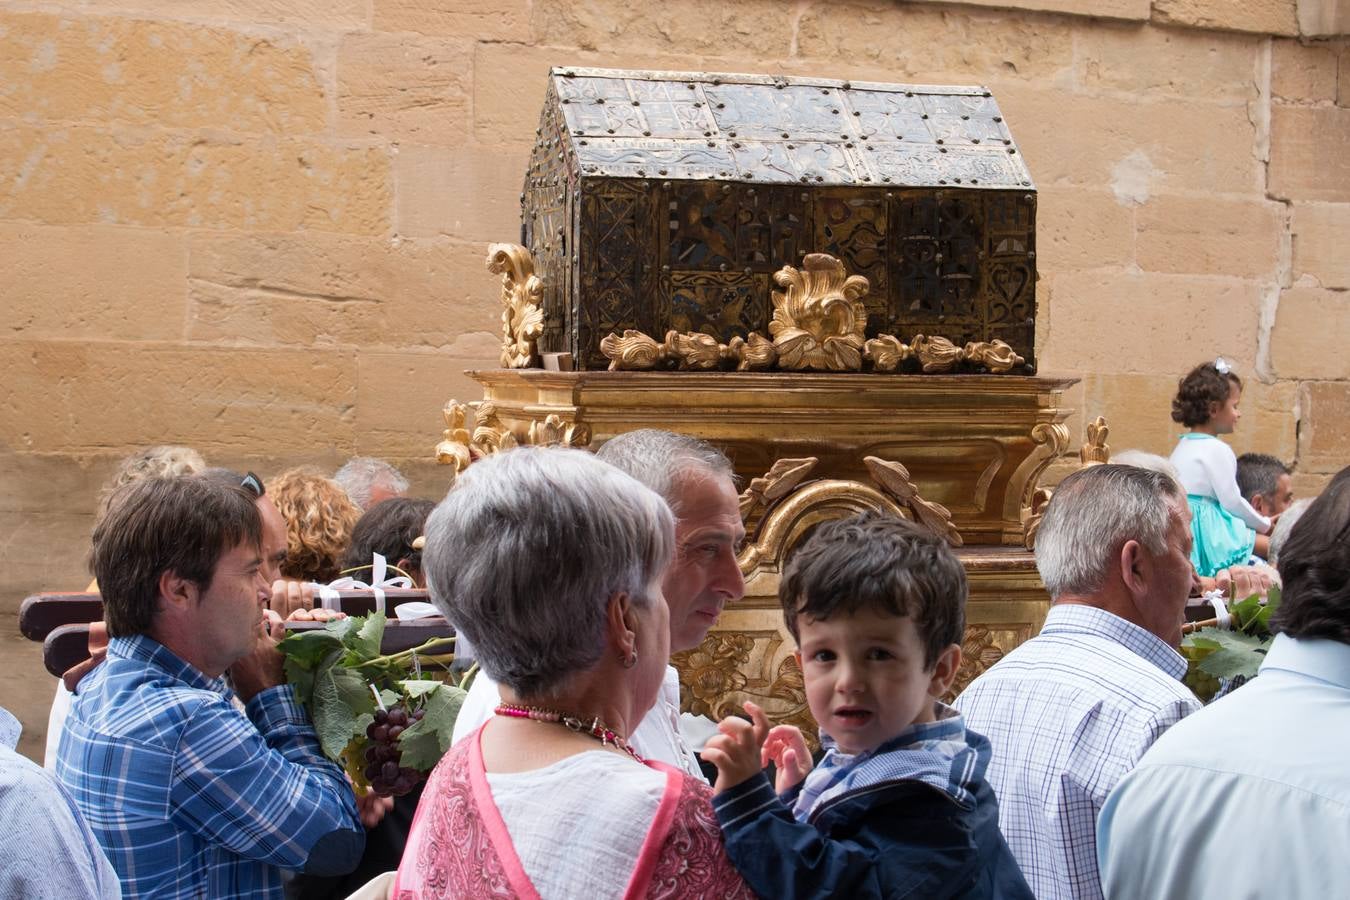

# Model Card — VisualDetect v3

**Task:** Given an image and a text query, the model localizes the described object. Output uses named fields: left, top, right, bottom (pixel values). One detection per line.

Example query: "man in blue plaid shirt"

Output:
left=56, top=475, right=365, bottom=899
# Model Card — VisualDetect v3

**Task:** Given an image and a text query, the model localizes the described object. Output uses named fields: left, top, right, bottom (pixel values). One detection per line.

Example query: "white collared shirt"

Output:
left=1098, top=634, right=1350, bottom=900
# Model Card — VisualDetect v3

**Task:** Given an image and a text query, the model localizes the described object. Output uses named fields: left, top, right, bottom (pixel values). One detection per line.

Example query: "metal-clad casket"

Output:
left=521, top=67, right=1037, bottom=371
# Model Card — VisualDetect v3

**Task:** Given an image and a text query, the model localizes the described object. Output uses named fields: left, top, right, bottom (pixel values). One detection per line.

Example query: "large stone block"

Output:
left=995, top=86, right=1261, bottom=195
left=1290, top=470, right=1331, bottom=498
left=394, top=142, right=531, bottom=243
left=1270, top=286, right=1350, bottom=379
left=1298, top=381, right=1350, bottom=472
left=1292, top=202, right=1350, bottom=288
left=0, top=447, right=112, bottom=517
left=355, top=347, right=500, bottom=458
left=0, top=223, right=186, bottom=340
left=1135, top=194, right=1283, bottom=278
left=1298, top=0, right=1350, bottom=38
left=1040, top=270, right=1263, bottom=375
left=57, top=0, right=368, bottom=29
left=1269, top=105, right=1350, bottom=202
left=796, top=2, right=1075, bottom=83
left=1074, top=22, right=1260, bottom=102
left=336, top=32, right=473, bottom=144
left=0, top=10, right=325, bottom=134
left=186, top=232, right=500, bottom=348
left=1035, top=186, right=1133, bottom=271
left=0, top=340, right=357, bottom=455
left=908, top=0, right=1148, bottom=20
left=0, top=121, right=391, bottom=233
left=1151, top=0, right=1298, bottom=36
left=375, top=0, right=531, bottom=39
left=1271, top=38, right=1341, bottom=102
left=530, top=0, right=794, bottom=59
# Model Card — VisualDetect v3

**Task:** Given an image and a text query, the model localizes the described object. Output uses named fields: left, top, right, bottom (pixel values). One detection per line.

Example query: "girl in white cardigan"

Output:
left=1168, top=359, right=1273, bottom=576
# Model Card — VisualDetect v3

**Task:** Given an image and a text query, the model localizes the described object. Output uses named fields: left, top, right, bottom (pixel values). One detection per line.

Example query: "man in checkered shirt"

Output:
left=955, top=465, right=1202, bottom=900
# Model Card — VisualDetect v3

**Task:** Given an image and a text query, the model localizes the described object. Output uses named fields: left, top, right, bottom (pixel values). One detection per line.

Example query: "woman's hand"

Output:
left=702, top=701, right=772, bottom=796
left=761, top=724, right=813, bottom=793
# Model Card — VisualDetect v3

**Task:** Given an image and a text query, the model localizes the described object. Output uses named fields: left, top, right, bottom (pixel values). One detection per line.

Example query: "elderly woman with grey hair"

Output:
left=393, top=447, right=752, bottom=900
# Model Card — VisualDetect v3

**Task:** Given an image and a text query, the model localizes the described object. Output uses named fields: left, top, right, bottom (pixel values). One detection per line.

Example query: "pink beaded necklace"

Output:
left=493, top=703, right=646, bottom=763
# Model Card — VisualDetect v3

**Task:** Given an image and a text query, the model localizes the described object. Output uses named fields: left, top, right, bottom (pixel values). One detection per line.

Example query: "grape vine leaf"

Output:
left=311, top=653, right=377, bottom=759
left=1198, top=647, right=1266, bottom=680
left=399, top=679, right=441, bottom=699
left=277, top=629, right=344, bottom=669
left=351, top=613, right=387, bottom=661
left=398, top=683, right=467, bottom=771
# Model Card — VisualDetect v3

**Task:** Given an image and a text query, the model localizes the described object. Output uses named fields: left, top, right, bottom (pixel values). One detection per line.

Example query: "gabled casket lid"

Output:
left=549, top=67, right=1034, bottom=189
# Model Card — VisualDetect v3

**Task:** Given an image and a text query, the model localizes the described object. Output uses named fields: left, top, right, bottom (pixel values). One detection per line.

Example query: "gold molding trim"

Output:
left=864, top=456, right=964, bottom=547
left=487, top=243, right=544, bottom=369
left=527, top=413, right=592, bottom=448
left=1081, top=415, right=1111, bottom=465
left=597, top=254, right=1026, bottom=376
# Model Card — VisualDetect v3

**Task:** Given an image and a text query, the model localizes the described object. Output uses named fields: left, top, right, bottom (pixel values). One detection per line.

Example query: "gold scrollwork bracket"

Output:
left=434, top=400, right=474, bottom=474
left=864, top=456, right=964, bottom=547
left=486, top=243, right=544, bottom=369
left=469, top=399, right=519, bottom=457
left=1081, top=415, right=1111, bottom=465
left=739, top=457, right=820, bottom=524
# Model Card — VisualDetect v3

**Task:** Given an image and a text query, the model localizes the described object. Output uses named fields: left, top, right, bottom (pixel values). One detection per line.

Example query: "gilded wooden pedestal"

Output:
left=457, top=368, right=1076, bottom=736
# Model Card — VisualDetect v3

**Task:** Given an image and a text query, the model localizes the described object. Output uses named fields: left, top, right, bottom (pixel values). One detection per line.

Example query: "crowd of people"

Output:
left=1, top=358, right=1347, bottom=899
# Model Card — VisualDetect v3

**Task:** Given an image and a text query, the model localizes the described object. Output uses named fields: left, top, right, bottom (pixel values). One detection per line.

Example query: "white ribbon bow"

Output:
left=314, top=553, right=413, bottom=615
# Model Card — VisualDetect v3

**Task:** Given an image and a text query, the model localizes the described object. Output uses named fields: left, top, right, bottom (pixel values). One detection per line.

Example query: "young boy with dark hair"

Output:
left=703, top=511, right=1032, bottom=899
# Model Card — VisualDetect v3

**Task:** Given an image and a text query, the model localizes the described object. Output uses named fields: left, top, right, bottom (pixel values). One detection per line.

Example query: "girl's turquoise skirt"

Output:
left=1187, top=494, right=1256, bottom=577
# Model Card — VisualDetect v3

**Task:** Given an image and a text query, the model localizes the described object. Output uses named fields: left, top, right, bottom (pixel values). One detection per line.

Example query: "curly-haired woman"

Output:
left=268, top=467, right=362, bottom=584
left=1168, top=359, right=1274, bottom=576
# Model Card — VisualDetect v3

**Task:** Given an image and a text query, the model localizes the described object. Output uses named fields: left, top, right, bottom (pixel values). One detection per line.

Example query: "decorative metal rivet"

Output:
left=821, top=89, right=829, bottom=94
left=842, top=81, right=851, bottom=89
left=845, top=142, right=854, bottom=148
left=1008, top=148, right=1017, bottom=154
left=579, top=140, right=588, bottom=145
left=862, top=175, right=871, bottom=181
left=815, top=175, right=824, bottom=182
left=940, top=148, right=947, bottom=153
left=643, top=131, right=651, bottom=136
left=662, top=181, right=671, bottom=189
left=953, top=178, right=961, bottom=183
left=722, top=184, right=731, bottom=194
left=574, top=129, right=585, bottom=135
left=782, top=132, right=790, bottom=138
left=787, top=144, right=795, bottom=149
left=712, top=78, right=721, bottom=85
left=659, top=168, right=667, bottom=175
left=936, top=139, right=943, bottom=145
left=831, top=109, right=839, bottom=115
left=853, top=110, right=861, bottom=116
left=733, top=142, right=741, bottom=148
left=800, top=175, right=810, bottom=182
left=1028, top=250, right=1036, bottom=258
left=994, top=116, right=1003, bottom=123
left=719, top=262, right=728, bottom=271
left=596, top=98, right=605, bottom=104
left=704, top=130, right=713, bottom=136
left=707, top=141, right=715, bottom=147
left=961, top=115, right=969, bottom=120
left=694, top=102, right=703, bottom=108
left=939, top=179, right=947, bottom=184
left=632, top=100, right=640, bottom=106
left=1022, top=181, right=1031, bottom=186
left=563, top=70, right=575, bottom=77
left=728, top=131, right=737, bottom=137
left=717, top=102, right=725, bottom=109
left=744, top=267, right=753, bottom=274
left=637, top=169, right=644, bottom=176
left=883, top=177, right=892, bottom=184
left=1003, top=139, right=1012, bottom=145
left=921, top=113, right=929, bottom=119
left=662, top=264, right=671, bottom=271
left=687, top=83, right=696, bottom=89
left=971, top=179, right=979, bottom=184
left=562, top=98, right=570, bottom=104
left=905, top=91, right=914, bottom=97
left=607, top=128, right=615, bottom=134
left=971, top=138, right=980, bottom=144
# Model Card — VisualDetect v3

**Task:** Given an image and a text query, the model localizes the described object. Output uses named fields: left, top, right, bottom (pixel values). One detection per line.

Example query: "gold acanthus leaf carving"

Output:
left=486, top=243, right=544, bottom=369
left=1021, top=487, right=1053, bottom=550
left=434, top=400, right=473, bottom=473
left=727, top=333, right=778, bottom=371
left=964, top=339, right=1025, bottom=373
left=909, top=334, right=965, bottom=373
left=769, top=253, right=870, bottom=372
left=864, top=335, right=911, bottom=373
left=1031, top=421, right=1073, bottom=457
left=738, top=457, right=820, bottom=521
left=469, top=400, right=518, bottom=456
left=945, top=626, right=1006, bottom=701
left=674, top=633, right=755, bottom=719
left=600, top=329, right=663, bottom=371
left=664, top=330, right=728, bottom=371
left=527, top=413, right=591, bottom=448
left=1081, top=415, right=1111, bottom=465
left=864, top=456, right=964, bottom=547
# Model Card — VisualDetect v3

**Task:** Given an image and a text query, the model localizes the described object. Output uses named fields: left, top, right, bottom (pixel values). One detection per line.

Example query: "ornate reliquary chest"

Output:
left=521, top=67, right=1038, bottom=372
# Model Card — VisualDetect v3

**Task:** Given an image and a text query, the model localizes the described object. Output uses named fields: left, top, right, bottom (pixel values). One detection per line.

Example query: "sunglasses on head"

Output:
left=240, top=472, right=265, bottom=498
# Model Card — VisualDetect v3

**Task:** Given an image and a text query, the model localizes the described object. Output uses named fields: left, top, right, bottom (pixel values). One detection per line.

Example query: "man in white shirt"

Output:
left=955, top=465, right=1201, bottom=900
left=453, top=430, right=745, bottom=777
left=1098, top=465, right=1350, bottom=900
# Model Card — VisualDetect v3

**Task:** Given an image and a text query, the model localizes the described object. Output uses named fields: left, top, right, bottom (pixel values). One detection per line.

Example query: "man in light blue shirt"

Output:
left=1098, top=465, right=1350, bottom=900
left=956, top=465, right=1202, bottom=900
left=0, top=706, right=121, bottom=899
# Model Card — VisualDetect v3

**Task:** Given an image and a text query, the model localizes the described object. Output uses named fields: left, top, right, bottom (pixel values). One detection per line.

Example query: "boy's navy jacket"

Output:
left=710, top=711, right=1033, bottom=899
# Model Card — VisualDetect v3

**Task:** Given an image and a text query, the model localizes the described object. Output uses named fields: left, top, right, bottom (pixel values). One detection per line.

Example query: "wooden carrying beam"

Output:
left=41, top=617, right=453, bottom=679
left=20, top=590, right=435, bottom=641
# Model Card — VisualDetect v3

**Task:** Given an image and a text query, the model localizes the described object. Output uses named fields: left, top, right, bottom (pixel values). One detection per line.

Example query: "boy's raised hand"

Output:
left=761, top=724, right=813, bottom=793
left=703, top=701, right=772, bottom=795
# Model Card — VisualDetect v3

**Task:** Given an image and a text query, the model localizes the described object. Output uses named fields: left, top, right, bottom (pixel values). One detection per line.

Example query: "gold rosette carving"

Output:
left=964, top=339, right=1025, bottom=373
left=664, top=330, right=728, bottom=371
left=909, top=334, right=965, bottom=373
left=769, top=253, right=870, bottom=371
left=486, top=243, right=544, bottom=369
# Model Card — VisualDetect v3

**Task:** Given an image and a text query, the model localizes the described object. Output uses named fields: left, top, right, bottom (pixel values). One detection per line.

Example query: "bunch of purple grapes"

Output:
left=363, top=704, right=425, bottom=797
